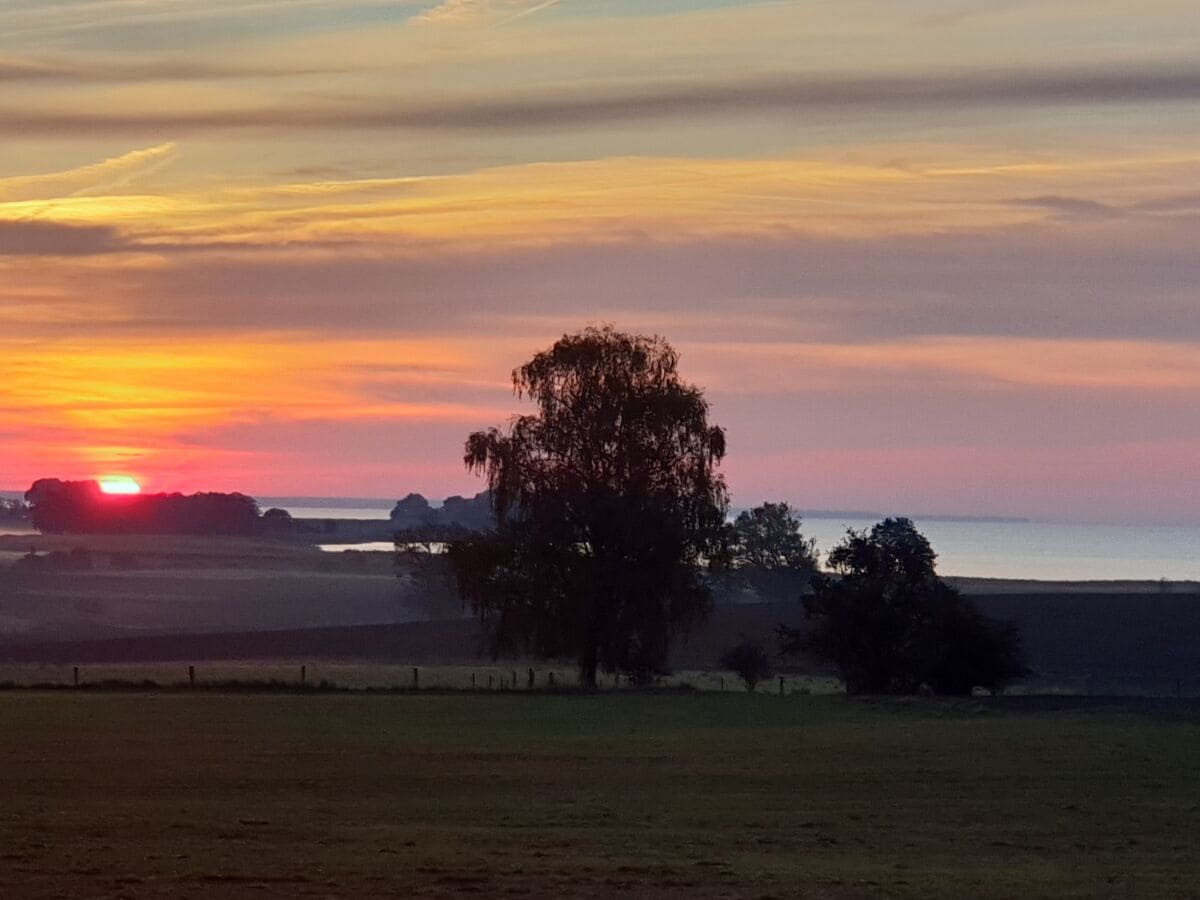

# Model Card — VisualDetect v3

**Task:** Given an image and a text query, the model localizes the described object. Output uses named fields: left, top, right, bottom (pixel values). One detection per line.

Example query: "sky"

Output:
left=1, top=0, right=1198, bottom=524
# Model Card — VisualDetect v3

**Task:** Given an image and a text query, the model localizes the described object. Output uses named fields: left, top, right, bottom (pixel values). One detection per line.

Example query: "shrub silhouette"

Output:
left=720, top=640, right=774, bottom=692
left=782, top=518, right=1027, bottom=695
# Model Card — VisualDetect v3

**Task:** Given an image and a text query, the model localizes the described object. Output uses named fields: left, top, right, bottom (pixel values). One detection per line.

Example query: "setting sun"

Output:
left=98, top=476, right=142, bottom=495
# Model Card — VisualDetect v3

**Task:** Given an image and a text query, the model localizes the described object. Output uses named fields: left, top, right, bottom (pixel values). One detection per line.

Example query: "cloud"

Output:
left=1132, top=192, right=1200, bottom=215
left=51, top=222, right=1193, bottom=344
left=0, top=0, right=413, bottom=44
left=416, top=0, right=560, bottom=25
left=4, top=149, right=1196, bottom=344
left=1006, top=195, right=1124, bottom=219
left=0, top=143, right=177, bottom=202
left=0, top=220, right=128, bottom=255
left=911, top=0, right=1031, bottom=29
left=3, top=63, right=1200, bottom=135
left=0, top=56, right=341, bottom=82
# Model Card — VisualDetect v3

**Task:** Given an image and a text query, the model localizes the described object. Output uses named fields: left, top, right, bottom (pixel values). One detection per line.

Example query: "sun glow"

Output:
left=98, top=476, right=142, bottom=495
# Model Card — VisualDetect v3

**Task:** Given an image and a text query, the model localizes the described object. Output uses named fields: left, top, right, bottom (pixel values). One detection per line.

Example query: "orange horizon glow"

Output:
left=98, top=477, right=142, bottom=495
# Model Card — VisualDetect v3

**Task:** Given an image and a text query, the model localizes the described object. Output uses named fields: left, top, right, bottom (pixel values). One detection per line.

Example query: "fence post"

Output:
left=73, top=666, right=79, bottom=688
left=300, top=665, right=306, bottom=686
left=471, top=672, right=476, bottom=688
left=720, top=676, right=724, bottom=691
left=412, top=667, right=419, bottom=690
left=512, top=670, right=517, bottom=689
left=779, top=676, right=785, bottom=696
left=188, top=665, right=195, bottom=687
left=488, top=675, right=494, bottom=689
left=528, top=668, right=534, bottom=689
left=548, top=672, right=555, bottom=688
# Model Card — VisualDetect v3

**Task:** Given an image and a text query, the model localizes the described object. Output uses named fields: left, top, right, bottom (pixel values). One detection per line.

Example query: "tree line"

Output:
left=23, top=479, right=295, bottom=537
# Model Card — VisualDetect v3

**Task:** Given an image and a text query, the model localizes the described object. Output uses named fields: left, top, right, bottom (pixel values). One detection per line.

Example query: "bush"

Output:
left=720, top=640, right=774, bottom=692
left=782, top=518, right=1027, bottom=695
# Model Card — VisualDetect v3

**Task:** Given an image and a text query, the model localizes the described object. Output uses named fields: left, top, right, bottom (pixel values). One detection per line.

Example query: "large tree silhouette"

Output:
left=448, top=326, right=728, bottom=687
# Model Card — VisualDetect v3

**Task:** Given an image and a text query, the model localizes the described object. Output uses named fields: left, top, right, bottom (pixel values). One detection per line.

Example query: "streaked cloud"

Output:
left=0, top=143, right=177, bottom=202
left=1004, top=195, right=1124, bottom=219
left=4, top=64, right=1200, bottom=137
left=0, top=56, right=341, bottom=82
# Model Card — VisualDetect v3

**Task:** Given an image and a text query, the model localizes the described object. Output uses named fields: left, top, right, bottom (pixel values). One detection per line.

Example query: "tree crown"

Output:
left=465, top=325, right=727, bottom=540
left=825, top=516, right=936, bottom=583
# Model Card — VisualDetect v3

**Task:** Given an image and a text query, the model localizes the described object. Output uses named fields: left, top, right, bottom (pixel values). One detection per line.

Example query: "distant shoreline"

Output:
left=790, top=510, right=1031, bottom=524
left=6, top=489, right=1199, bottom=527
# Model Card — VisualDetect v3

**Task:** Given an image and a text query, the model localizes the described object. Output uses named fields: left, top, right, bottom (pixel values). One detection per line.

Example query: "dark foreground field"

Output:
left=1, top=694, right=1198, bottom=899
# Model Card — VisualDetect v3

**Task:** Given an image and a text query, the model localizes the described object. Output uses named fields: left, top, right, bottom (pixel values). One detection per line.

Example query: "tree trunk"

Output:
left=580, top=644, right=599, bottom=690
left=580, top=584, right=603, bottom=690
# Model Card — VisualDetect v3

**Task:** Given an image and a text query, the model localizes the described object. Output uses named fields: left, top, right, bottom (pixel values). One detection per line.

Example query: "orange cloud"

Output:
left=0, top=333, right=515, bottom=488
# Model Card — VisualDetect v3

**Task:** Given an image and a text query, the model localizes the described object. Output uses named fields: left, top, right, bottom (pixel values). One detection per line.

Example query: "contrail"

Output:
left=501, top=0, right=561, bottom=24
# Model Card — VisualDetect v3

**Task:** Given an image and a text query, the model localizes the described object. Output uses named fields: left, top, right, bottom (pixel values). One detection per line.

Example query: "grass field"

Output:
left=1, top=693, right=1198, bottom=899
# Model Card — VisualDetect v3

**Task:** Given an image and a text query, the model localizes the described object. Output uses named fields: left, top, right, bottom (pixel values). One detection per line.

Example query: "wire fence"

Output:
left=1, top=662, right=1198, bottom=698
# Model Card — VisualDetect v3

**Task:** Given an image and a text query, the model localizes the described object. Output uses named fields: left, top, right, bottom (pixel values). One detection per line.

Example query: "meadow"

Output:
left=1, top=692, right=1197, bottom=899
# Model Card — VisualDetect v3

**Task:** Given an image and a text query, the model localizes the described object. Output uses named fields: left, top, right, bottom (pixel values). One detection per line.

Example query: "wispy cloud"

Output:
left=2, top=63, right=1198, bottom=136
left=1005, top=195, right=1124, bottom=219
left=0, top=143, right=177, bottom=202
left=0, top=0, right=413, bottom=42
left=0, top=55, right=341, bottom=82
left=417, top=0, right=560, bottom=25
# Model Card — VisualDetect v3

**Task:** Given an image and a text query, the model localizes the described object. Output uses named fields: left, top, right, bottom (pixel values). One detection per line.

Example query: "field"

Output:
left=1, top=692, right=1198, bottom=899
left=4, top=532, right=1199, bottom=695
left=0, top=534, right=454, bottom=640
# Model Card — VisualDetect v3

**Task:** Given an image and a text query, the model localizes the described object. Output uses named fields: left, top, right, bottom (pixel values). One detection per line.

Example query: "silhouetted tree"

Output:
left=725, top=502, right=817, bottom=600
left=719, top=640, right=774, bottom=692
left=260, top=507, right=296, bottom=535
left=448, top=326, right=729, bottom=688
left=390, top=493, right=436, bottom=529
left=781, top=518, right=1027, bottom=695
left=390, top=491, right=496, bottom=535
left=0, top=496, right=29, bottom=524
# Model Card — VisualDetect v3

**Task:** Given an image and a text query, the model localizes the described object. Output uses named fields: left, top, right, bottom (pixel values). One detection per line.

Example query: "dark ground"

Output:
left=2, top=595, right=1199, bottom=694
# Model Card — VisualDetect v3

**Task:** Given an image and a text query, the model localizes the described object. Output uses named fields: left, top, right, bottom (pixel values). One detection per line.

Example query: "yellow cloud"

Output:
left=6, top=149, right=1199, bottom=257
left=0, top=143, right=177, bottom=203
